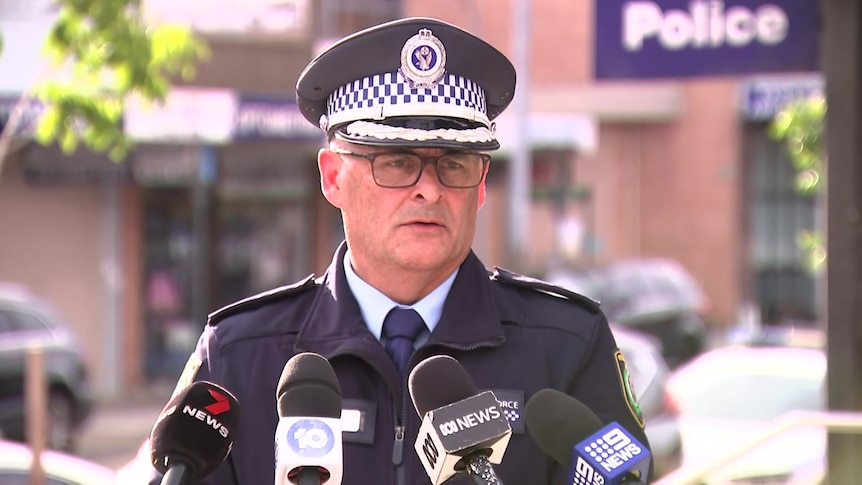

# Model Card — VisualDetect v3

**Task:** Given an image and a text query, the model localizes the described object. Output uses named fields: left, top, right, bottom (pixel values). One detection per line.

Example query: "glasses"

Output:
left=332, top=149, right=490, bottom=188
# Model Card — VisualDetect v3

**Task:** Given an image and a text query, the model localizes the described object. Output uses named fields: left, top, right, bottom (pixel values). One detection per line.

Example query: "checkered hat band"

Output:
left=326, top=71, right=490, bottom=128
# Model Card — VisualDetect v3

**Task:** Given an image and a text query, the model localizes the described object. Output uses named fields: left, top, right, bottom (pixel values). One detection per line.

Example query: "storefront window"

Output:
left=216, top=200, right=310, bottom=308
left=142, top=188, right=196, bottom=381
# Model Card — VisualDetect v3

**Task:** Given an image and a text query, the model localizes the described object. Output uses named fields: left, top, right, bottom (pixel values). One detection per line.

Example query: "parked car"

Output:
left=548, top=258, right=711, bottom=369
left=0, top=282, right=94, bottom=452
left=662, top=344, right=826, bottom=483
left=611, top=324, right=681, bottom=477
left=0, top=439, right=115, bottom=485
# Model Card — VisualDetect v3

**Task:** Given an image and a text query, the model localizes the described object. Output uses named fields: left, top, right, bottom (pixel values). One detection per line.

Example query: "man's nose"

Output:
left=412, top=161, right=444, bottom=200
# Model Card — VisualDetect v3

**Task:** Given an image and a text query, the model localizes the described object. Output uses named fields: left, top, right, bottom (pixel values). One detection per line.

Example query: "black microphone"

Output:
left=274, top=352, right=343, bottom=485
left=524, top=388, right=651, bottom=485
left=149, top=381, right=240, bottom=485
left=408, top=355, right=511, bottom=485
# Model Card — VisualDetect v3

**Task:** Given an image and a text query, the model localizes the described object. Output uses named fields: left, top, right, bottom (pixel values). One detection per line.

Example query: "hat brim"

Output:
left=335, top=129, right=500, bottom=151
left=331, top=116, right=500, bottom=151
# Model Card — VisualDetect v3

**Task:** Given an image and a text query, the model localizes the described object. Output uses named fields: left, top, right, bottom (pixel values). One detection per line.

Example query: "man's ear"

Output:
left=318, top=148, right=344, bottom=208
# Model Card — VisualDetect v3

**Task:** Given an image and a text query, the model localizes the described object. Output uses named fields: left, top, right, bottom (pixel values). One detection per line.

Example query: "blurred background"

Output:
left=0, top=0, right=846, bottom=483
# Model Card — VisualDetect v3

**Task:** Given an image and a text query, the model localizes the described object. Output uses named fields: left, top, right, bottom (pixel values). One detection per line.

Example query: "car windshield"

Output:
left=675, top=371, right=824, bottom=421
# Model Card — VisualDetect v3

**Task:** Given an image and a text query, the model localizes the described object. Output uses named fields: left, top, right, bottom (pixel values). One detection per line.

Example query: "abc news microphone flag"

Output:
left=409, top=355, right=511, bottom=484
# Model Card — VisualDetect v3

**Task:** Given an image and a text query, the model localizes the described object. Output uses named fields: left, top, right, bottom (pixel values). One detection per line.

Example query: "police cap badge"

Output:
left=296, top=17, right=516, bottom=150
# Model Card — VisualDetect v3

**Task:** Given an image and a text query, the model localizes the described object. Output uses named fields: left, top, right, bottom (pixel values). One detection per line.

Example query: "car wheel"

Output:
left=46, top=390, right=76, bottom=452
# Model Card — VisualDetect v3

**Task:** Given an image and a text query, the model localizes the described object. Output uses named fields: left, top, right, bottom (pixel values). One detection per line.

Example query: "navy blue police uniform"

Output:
left=148, top=16, right=652, bottom=484
left=155, top=243, right=650, bottom=484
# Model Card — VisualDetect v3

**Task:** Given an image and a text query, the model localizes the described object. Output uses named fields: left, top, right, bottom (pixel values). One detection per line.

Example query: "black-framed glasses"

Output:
left=331, top=149, right=490, bottom=188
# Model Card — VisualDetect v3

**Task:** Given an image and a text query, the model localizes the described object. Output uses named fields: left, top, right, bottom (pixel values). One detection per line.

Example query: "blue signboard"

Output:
left=740, top=76, right=822, bottom=120
left=595, top=0, right=820, bottom=79
left=234, top=94, right=322, bottom=140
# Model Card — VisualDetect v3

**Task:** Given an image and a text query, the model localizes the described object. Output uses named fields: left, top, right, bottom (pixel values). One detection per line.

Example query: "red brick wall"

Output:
left=402, top=0, right=743, bottom=326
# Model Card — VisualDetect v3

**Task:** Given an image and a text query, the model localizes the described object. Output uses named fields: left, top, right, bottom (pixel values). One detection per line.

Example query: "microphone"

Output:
left=149, top=380, right=240, bottom=485
left=408, top=355, right=511, bottom=485
left=524, top=388, right=651, bottom=485
left=274, top=352, right=343, bottom=485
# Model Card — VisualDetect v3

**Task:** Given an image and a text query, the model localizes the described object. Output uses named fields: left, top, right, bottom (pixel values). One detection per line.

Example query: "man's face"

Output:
left=318, top=140, right=488, bottom=277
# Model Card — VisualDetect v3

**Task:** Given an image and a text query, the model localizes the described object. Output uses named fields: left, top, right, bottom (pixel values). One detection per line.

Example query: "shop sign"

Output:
left=23, top=144, right=132, bottom=185
left=740, top=75, right=823, bottom=121
left=234, top=95, right=322, bottom=141
left=142, top=0, right=310, bottom=40
left=124, top=88, right=237, bottom=143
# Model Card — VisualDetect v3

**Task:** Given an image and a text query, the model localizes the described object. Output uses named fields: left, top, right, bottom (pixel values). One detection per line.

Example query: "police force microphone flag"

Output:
left=149, top=381, right=240, bottom=485
left=409, top=355, right=511, bottom=485
left=275, top=352, right=344, bottom=485
left=524, top=388, right=651, bottom=485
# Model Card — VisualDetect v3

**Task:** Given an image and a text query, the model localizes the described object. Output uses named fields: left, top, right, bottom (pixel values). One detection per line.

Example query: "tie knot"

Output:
left=383, top=307, right=425, bottom=341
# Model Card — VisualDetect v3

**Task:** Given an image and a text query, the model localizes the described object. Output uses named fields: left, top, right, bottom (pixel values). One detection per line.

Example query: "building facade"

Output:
left=0, top=0, right=820, bottom=396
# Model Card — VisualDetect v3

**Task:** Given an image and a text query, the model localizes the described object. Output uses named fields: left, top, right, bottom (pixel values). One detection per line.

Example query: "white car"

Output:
left=611, top=324, right=682, bottom=477
left=0, top=439, right=116, bottom=485
left=664, top=345, right=826, bottom=483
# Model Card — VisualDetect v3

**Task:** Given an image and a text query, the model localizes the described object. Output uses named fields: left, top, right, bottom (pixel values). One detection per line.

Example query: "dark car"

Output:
left=547, top=258, right=711, bottom=369
left=0, top=283, right=93, bottom=452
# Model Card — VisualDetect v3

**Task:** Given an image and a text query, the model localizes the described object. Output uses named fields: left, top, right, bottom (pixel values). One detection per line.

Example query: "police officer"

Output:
left=149, top=16, right=651, bottom=485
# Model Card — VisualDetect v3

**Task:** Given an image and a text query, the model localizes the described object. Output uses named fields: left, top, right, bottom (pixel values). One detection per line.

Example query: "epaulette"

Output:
left=490, top=267, right=601, bottom=313
left=207, top=274, right=318, bottom=326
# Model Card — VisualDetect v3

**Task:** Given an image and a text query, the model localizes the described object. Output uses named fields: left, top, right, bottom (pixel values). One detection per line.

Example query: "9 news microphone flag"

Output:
left=525, top=388, right=651, bottom=485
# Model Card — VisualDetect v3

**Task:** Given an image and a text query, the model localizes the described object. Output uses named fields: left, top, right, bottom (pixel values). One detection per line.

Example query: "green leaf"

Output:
left=29, top=0, right=207, bottom=158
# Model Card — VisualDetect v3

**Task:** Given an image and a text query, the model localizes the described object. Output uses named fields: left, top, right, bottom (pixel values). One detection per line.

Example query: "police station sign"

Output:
left=595, top=0, right=820, bottom=79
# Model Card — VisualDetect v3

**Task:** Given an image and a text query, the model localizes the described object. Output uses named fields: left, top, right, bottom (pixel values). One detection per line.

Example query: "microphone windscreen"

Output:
left=150, top=381, right=240, bottom=480
left=408, top=355, right=478, bottom=416
left=524, top=388, right=604, bottom=468
left=276, top=352, right=342, bottom=418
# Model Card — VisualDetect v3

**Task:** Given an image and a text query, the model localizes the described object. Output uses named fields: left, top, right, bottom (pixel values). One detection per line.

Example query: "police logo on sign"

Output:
left=286, top=419, right=335, bottom=458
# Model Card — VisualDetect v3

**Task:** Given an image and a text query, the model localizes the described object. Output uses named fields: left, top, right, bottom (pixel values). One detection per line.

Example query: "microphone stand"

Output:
left=160, top=462, right=191, bottom=485
left=463, top=453, right=504, bottom=485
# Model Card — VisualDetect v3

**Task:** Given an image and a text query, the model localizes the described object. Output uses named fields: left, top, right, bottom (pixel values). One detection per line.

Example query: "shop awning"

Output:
left=493, top=111, right=598, bottom=155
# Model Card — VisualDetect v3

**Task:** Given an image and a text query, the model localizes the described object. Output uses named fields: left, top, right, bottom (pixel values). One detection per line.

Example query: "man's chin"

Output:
left=392, top=247, right=463, bottom=271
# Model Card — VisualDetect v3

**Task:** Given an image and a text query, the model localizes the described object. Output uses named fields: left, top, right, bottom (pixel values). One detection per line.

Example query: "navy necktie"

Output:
left=382, top=307, right=426, bottom=378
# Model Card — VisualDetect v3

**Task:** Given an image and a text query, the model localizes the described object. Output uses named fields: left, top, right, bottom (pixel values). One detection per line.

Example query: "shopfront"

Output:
left=127, top=91, right=325, bottom=382
left=739, top=75, right=824, bottom=326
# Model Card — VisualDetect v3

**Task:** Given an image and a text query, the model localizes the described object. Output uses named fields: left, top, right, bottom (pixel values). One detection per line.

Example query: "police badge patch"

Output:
left=399, top=28, right=447, bottom=88
left=488, top=389, right=525, bottom=434
left=614, top=350, right=645, bottom=428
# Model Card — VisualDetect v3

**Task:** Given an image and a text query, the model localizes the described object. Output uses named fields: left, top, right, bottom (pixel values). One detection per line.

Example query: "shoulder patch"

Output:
left=207, top=274, right=318, bottom=326
left=491, top=267, right=600, bottom=313
left=615, top=349, right=645, bottom=428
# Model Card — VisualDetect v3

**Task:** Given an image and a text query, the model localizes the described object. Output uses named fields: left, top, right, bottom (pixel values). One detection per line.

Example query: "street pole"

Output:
left=191, top=145, right=216, bottom=329
left=507, top=0, right=531, bottom=270
left=26, top=347, right=46, bottom=485
left=822, top=0, right=862, bottom=482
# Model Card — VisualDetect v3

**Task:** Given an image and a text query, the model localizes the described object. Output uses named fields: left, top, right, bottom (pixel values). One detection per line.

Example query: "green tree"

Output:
left=0, top=0, right=207, bottom=163
left=768, top=94, right=827, bottom=271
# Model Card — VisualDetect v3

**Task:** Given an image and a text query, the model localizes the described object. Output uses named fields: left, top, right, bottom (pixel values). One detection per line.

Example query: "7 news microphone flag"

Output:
left=150, top=381, right=240, bottom=485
